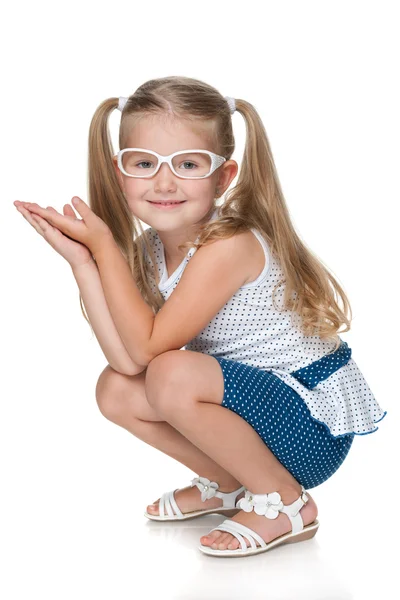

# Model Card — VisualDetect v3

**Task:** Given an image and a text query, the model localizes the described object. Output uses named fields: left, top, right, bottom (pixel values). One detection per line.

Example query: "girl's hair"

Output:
left=81, top=75, right=351, bottom=351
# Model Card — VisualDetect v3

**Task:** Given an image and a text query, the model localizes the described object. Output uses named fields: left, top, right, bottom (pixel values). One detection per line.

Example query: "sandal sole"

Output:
left=198, top=519, right=320, bottom=557
left=144, top=507, right=240, bottom=521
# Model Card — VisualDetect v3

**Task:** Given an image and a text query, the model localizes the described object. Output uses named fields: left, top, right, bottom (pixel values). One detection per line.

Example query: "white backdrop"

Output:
left=2, top=1, right=398, bottom=598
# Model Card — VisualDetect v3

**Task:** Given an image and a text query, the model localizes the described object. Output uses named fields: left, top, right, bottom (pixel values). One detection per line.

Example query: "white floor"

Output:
left=1, top=378, right=396, bottom=600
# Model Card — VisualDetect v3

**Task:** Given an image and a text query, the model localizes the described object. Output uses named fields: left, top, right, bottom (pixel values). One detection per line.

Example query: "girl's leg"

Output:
left=144, top=350, right=319, bottom=551
left=95, top=365, right=245, bottom=515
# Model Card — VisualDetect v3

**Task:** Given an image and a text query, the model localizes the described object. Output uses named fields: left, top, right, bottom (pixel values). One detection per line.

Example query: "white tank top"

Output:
left=141, top=208, right=387, bottom=438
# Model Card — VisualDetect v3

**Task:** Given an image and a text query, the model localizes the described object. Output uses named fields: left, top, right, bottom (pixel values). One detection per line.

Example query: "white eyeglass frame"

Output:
left=117, top=148, right=226, bottom=179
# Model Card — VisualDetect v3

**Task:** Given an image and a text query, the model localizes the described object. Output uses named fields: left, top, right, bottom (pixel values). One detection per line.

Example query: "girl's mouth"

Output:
left=147, top=201, right=186, bottom=209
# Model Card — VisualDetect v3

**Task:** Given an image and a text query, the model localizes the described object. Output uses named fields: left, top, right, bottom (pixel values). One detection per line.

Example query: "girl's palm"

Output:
left=15, top=201, right=94, bottom=269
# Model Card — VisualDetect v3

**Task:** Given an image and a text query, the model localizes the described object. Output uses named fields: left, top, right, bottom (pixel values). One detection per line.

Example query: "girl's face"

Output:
left=113, top=114, right=237, bottom=235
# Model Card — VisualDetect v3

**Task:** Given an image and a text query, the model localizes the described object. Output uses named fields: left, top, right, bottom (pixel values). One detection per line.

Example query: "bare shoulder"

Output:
left=223, top=229, right=266, bottom=286
left=199, top=229, right=265, bottom=287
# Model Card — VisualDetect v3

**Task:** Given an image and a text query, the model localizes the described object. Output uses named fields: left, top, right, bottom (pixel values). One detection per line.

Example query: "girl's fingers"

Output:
left=20, top=204, right=57, bottom=237
left=42, top=206, right=82, bottom=240
left=21, top=202, right=68, bottom=229
left=30, top=213, right=49, bottom=232
left=17, top=203, right=78, bottom=248
left=30, top=212, right=56, bottom=235
left=47, top=205, right=78, bottom=223
left=16, top=204, right=45, bottom=235
left=15, top=202, right=68, bottom=240
left=63, top=204, right=77, bottom=218
left=22, top=201, right=82, bottom=228
left=23, top=202, right=48, bottom=216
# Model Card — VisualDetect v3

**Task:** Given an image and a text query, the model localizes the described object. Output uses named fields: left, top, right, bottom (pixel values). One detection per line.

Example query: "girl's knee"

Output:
left=95, top=364, right=143, bottom=418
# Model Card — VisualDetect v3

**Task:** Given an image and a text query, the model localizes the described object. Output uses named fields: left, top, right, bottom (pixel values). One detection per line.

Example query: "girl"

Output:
left=14, top=75, right=387, bottom=558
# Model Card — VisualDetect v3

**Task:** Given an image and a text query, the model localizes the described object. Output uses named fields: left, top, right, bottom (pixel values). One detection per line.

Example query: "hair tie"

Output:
left=118, top=96, right=128, bottom=111
left=224, top=96, right=236, bottom=115
left=118, top=95, right=236, bottom=115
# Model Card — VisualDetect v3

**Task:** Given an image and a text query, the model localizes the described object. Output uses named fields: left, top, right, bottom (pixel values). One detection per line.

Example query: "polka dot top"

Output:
left=141, top=207, right=387, bottom=438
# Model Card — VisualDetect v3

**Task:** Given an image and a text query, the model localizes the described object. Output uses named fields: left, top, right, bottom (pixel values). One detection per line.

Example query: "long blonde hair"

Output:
left=82, top=75, right=351, bottom=351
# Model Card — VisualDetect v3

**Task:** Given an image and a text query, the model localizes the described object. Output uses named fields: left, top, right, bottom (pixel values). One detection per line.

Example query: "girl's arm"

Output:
left=15, top=200, right=146, bottom=376
left=71, top=259, right=147, bottom=376
left=22, top=199, right=250, bottom=367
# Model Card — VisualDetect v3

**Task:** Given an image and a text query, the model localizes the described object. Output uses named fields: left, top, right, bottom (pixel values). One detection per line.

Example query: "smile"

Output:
left=147, top=201, right=186, bottom=209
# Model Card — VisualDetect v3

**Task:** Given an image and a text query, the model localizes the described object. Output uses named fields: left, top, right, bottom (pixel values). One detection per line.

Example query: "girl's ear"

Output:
left=217, top=160, right=239, bottom=195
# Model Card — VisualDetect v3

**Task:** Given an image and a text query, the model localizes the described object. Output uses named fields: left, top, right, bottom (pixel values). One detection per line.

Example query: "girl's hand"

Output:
left=14, top=200, right=95, bottom=270
left=15, top=197, right=112, bottom=257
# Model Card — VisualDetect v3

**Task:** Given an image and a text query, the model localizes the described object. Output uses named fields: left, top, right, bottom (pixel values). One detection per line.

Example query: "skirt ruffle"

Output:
left=268, top=349, right=387, bottom=438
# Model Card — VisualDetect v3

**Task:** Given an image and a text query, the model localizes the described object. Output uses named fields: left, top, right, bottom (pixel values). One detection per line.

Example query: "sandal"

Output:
left=144, top=476, right=246, bottom=521
left=198, top=485, right=320, bottom=557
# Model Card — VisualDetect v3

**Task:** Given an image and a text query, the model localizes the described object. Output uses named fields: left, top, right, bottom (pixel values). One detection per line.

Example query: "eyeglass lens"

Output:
left=121, top=150, right=212, bottom=178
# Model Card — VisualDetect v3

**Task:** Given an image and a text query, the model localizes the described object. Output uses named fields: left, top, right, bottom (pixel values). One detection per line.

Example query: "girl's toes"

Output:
left=216, top=533, right=232, bottom=550
left=147, top=500, right=160, bottom=514
left=210, top=532, right=224, bottom=548
left=227, top=538, right=240, bottom=550
left=200, top=531, right=219, bottom=546
left=201, top=530, right=237, bottom=549
left=211, top=531, right=226, bottom=550
left=210, top=537, right=221, bottom=548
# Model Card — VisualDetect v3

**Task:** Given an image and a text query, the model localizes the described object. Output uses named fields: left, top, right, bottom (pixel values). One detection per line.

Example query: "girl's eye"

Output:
left=137, top=161, right=153, bottom=169
left=180, top=161, right=197, bottom=170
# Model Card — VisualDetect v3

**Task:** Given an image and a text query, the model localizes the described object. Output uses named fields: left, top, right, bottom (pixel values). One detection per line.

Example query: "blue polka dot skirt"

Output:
left=211, top=341, right=355, bottom=489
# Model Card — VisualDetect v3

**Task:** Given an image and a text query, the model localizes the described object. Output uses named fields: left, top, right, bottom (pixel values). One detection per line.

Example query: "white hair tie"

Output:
left=117, top=95, right=236, bottom=115
left=224, top=96, right=236, bottom=114
left=118, top=96, right=128, bottom=111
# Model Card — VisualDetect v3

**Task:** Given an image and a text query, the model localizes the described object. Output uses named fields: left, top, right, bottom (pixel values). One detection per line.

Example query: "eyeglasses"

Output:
left=117, top=148, right=226, bottom=179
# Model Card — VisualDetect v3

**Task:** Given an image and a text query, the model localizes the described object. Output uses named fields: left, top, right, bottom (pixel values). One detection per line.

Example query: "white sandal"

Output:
left=198, top=485, right=320, bottom=557
left=144, top=476, right=246, bottom=521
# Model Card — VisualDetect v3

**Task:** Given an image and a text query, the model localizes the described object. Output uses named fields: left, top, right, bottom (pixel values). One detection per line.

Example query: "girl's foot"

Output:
left=200, top=491, right=318, bottom=550
left=147, top=483, right=246, bottom=516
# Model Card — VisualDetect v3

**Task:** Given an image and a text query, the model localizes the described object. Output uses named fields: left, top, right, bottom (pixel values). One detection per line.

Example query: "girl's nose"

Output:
left=153, top=163, right=178, bottom=190
left=157, top=162, right=175, bottom=176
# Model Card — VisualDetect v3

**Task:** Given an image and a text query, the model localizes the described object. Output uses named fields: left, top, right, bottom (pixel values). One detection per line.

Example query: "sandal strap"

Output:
left=157, top=477, right=246, bottom=517
left=236, top=485, right=309, bottom=534
left=207, top=519, right=267, bottom=551
left=159, top=489, right=183, bottom=518
left=279, top=486, right=309, bottom=534
left=191, top=477, right=245, bottom=508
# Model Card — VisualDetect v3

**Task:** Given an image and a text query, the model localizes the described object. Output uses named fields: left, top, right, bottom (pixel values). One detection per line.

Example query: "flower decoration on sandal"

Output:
left=236, top=490, right=284, bottom=519
left=191, top=477, right=219, bottom=501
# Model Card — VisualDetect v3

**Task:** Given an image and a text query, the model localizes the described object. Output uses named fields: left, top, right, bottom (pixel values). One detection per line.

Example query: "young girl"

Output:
left=14, top=75, right=387, bottom=558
